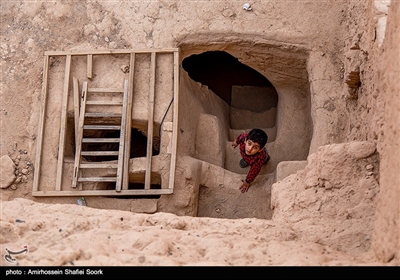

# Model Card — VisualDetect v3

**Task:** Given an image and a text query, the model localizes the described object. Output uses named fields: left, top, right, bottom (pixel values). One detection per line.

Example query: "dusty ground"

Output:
left=1, top=0, right=399, bottom=267
left=0, top=197, right=384, bottom=266
left=0, top=140, right=387, bottom=266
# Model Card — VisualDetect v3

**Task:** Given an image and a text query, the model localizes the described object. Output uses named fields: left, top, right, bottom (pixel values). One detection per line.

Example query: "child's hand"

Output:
left=232, top=140, right=238, bottom=149
left=239, top=180, right=250, bottom=193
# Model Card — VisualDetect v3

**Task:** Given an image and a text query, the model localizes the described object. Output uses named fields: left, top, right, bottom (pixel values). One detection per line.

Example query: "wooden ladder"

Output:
left=72, top=79, right=129, bottom=192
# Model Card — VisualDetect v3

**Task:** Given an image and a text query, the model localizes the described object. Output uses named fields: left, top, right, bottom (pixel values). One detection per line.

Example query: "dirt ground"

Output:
left=1, top=0, right=399, bottom=267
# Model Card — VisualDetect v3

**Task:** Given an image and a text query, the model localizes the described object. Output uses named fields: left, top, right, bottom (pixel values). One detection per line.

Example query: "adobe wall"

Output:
left=0, top=0, right=398, bottom=263
left=369, top=0, right=400, bottom=264
left=1, top=0, right=348, bottom=204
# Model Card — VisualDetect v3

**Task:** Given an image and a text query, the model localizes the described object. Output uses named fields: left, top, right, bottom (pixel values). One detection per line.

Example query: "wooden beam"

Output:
left=55, top=54, right=71, bottom=191
left=115, top=79, right=129, bottom=192
left=81, top=151, right=118, bottom=156
left=72, top=82, right=88, bottom=188
left=87, top=54, right=93, bottom=79
left=122, top=52, right=135, bottom=190
left=78, top=177, right=117, bottom=182
left=80, top=163, right=118, bottom=168
left=33, top=55, right=50, bottom=192
left=85, top=101, right=123, bottom=105
left=44, top=48, right=179, bottom=56
left=168, top=50, right=180, bottom=192
left=32, top=188, right=173, bottom=197
left=145, top=52, right=156, bottom=190
left=73, top=77, right=80, bottom=146
left=87, top=88, right=124, bottom=93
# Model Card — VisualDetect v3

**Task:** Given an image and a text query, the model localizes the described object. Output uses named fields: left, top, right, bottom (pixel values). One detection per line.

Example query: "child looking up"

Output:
left=232, top=128, right=270, bottom=193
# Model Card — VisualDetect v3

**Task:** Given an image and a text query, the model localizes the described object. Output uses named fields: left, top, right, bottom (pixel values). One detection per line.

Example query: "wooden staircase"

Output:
left=72, top=79, right=129, bottom=192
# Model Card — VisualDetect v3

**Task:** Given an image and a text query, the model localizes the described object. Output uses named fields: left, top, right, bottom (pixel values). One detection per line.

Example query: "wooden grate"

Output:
left=32, top=49, right=179, bottom=197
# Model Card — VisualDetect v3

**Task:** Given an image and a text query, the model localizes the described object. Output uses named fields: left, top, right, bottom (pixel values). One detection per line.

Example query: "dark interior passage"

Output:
left=72, top=127, right=160, bottom=162
left=182, top=50, right=278, bottom=106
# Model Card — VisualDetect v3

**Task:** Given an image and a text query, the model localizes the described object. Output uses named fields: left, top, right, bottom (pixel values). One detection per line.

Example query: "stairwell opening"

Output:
left=67, top=122, right=160, bottom=161
left=179, top=45, right=312, bottom=219
left=65, top=118, right=162, bottom=194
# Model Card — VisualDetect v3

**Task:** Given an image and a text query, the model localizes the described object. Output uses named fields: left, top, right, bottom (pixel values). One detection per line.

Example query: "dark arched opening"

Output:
left=182, top=50, right=278, bottom=110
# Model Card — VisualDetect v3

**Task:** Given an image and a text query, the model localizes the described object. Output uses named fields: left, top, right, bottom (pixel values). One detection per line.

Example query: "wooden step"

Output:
left=78, top=177, right=117, bottom=182
left=80, top=163, right=118, bottom=168
left=83, top=125, right=121, bottom=130
left=82, top=138, right=120, bottom=143
left=87, top=87, right=124, bottom=93
left=84, top=113, right=122, bottom=118
left=81, top=151, right=119, bottom=156
left=86, top=101, right=123, bottom=106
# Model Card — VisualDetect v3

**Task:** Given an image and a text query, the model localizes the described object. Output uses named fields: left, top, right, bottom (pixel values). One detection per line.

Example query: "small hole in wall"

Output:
left=129, top=127, right=160, bottom=159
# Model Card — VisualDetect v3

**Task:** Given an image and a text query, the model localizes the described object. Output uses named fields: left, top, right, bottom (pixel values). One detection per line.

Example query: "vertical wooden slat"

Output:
left=87, top=54, right=93, bottom=79
left=168, top=50, right=179, bottom=191
left=73, top=77, right=80, bottom=145
left=122, top=53, right=135, bottom=190
left=33, top=55, right=50, bottom=193
left=55, top=54, right=71, bottom=191
left=115, top=79, right=129, bottom=192
left=145, top=52, right=156, bottom=190
left=72, top=82, right=88, bottom=188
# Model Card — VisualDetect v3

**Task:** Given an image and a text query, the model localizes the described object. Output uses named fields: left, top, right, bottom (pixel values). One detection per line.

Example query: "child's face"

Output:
left=245, top=139, right=261, bottom=156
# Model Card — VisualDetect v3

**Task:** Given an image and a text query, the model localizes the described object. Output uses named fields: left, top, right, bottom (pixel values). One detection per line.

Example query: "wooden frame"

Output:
left=32, top=49, right=179, bottom=197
